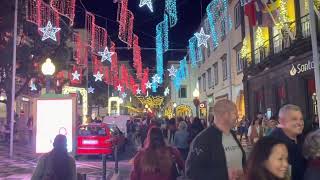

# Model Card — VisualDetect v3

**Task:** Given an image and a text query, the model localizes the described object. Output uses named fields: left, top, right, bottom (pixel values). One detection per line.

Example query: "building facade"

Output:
left=196, top=0, right=246, bottom=119
left=243, top=0, right=319, bottom=129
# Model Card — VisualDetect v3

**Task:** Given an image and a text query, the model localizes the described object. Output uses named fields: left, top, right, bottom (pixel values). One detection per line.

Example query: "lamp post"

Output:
left=41, top=58, right=56, bottom=93
left=193, top=87, right=200, bottom=117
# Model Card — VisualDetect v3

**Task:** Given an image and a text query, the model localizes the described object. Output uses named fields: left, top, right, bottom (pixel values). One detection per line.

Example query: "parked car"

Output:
left=76, top=123, right=126, bottom=156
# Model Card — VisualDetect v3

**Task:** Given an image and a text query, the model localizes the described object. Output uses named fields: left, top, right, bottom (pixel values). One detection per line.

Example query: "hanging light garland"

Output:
left=165, top=0, right=178, bottom=27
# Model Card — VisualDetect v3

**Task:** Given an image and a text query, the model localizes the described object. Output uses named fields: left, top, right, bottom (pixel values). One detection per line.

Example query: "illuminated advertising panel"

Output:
left=35, top=97, right=75, bottom=153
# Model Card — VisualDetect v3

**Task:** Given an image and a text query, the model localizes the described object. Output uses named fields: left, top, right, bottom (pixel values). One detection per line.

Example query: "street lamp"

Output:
left=193, top=86, right=200, bottom=117
left=41, top=58, right=55, bottom=93
left=173, top=103, right=177, bottom=117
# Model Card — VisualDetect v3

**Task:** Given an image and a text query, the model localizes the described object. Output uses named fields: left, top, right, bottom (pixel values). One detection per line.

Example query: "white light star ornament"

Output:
left=145, top=81, right=152, bottom=89
left=88, top=86, right=95, bottom=94
left=38, top=21, right=61, bottom=41
left=139, top=0, right=153, bottom=12
left=98, top=47, right=114, bottom=63
left=122, top=92, right=127, bottom=98
left=136, top=88, right=142, bottom=95
left=72, top=70, right=80, bottom=81
left=117, top=84, right=122, bottom=92
left=164, top=87, right=170, bottom=96
left=30, top=83, right=37, bottom=91
left=93, top=71, right=104, bottom=82
left=152, top=74, right=161, bottom=84
left=194, top=27, right=210, bottom=48
left=167, top=65, right=177, bottom=77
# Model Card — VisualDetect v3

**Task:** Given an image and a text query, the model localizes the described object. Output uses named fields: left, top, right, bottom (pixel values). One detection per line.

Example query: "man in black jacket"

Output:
left=186, top=99, right=246, bottom=180
left=269, top=104, right=306, bottom=180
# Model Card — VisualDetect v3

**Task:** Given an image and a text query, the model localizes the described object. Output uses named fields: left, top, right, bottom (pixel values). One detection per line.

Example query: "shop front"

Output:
left=244, top=52, right=317, bottom=129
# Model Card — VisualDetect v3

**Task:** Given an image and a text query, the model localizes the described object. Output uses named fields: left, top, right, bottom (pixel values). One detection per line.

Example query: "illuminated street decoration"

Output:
left=136, top=96, right=164, bottom=108
left=98, top=47, right=114, bottom=63
left=72, top=70, right=80, bottom=81
left=30, top=82, right=37, bottom=91
left=156, top=14, right=169, bottom=83
left=136, top=88, right=142, bottom=95
left=122, top=92, right=127, bottom=98
left=93, top=71, right=104, bottom=82
left=145, top=81, right=152, bottom=89
left=176, top=104, right=192, bottom=117
left=108, top=97, right=122, bottom=115
left=173, top=57, right=188, bottom=90
left=62, top=86, right=88, bottom=124
left=38, top=21, right=61, bottom=41
left=165, top=0, right=178, bottom=27
left=167, top=65, right=177, bottom=77
left=240, top=37, right=251, bottom=60
left=152, top=74, right=161, bottom=84
left=194, top=27, right=210, bottom=48
left=117, top=84, right=123, bottom=92
left=189, top=36, right=203, bottom=67
left=164, top=87, right=170, bottom=96
left=139, top=0, right=153, bottom=12
left=88, top=86, right=95, bottom=94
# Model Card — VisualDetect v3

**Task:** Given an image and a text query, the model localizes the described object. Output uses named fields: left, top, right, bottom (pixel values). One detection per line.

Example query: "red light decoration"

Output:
left=85, top=12, right=95, bottom=51
left=69, top=65, right=82, bottom=85
left=120, top=64, right=128, bottom=89
left=50, top=0, right=76, bottom=25
left=73, top=32, right=88, bottom=66
left=104, top=66, right=111, bottom=85
left=26, top=0, right=61, bottom=43
left=117, top=0, right=134, bottom=47
left=93, top=25, right=108, bottom=54
left=133, top=34, right=143, bottom=80
left=141, top=68, right=149, bottom=94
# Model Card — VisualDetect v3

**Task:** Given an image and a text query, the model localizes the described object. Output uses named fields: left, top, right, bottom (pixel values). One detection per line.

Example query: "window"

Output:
left=207, top=68, right=212, bottom=88
left=213, top=63, right=219, bottom=85
left=221, top=19, right=226, bottom=41
left=236, top=50, right=243, bottom=73
left=202, top=73, right=206, bottom=92
left=222, top=56, right=228, bottom=80
left=234, top=2, right=241, bottom=29
left=179, top=86, right=187, bottom=98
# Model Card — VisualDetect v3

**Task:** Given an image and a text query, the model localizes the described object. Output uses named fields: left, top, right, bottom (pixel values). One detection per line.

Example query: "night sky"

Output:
left=75, top=0, right=212, bottom=68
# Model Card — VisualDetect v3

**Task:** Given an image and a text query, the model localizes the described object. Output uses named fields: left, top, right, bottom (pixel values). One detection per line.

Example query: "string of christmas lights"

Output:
left=165, top=0, right=178, bottom=27
left=117, top=0, right=134, bottom=47
left=50, top=0, right=76, bottom=25
left=133, top=35, right=143, bottom=80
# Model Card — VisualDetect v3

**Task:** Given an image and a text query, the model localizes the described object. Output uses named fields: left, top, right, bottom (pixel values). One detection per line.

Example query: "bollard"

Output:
left=114, top=144, right=119, bottom=174
left=102, top=154, right=107, bottom=180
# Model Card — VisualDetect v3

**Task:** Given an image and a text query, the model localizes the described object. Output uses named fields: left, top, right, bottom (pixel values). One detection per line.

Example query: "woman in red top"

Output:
left=130, top=126, right=185, bottom=180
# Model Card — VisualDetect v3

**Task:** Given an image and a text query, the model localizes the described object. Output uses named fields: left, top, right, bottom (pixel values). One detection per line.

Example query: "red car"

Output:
left=76, top=123, right=126, bottom=156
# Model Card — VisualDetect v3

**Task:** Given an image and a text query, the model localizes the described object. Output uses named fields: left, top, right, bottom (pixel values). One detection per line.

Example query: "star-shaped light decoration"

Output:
left=122, top=92, right=127, bottom=98
left=164, top=87, right=170, bottom=96
left=152, top=74, right=161, bottom=84
left=88, top=86, right=95, bottom=94
left=72, top=70, right=80, bottom=81
left=38, top=21, right=61, bottom=41
left=30, top=83, right=37, bottom=91
left=117, top=84, right=122, bottom=92
left=167, top=65, right=177, bottom=77
left=145, top=81, right=152, bottom=89
left=98, top=47, right=114, bottom=63
left=136, top=88, right=142, bottom=95
left=194, top=27, right=210, bottom=48
left=93, top=71, right=104, bottom=82
left=139, top=0, right=153, bottom=12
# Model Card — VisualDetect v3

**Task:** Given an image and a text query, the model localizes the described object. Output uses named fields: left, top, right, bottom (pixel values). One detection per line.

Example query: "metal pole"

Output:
left=45, top=76, right=50, bottom=94
left=9, top=0, right=18, bottom=158
left=226, top=7, right=233, bottom=101
left=102, top=154, right=107, bottom=180
left=309, top=0, right=320, bottom=126
left=114, top=145, right=119, bottom=174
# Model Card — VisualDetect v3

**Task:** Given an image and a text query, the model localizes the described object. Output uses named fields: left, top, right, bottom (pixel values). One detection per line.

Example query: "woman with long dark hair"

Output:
left=32, top=134, right=76, bottom=180
left=131, top=127, right=184, bottom=180
left=245, top=136, right=289, bottom=180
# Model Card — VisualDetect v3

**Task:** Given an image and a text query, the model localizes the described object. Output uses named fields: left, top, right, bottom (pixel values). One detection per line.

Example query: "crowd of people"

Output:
left=129, top=100, right=320, bottom=180
left=29, top=99, right=320, bottom=180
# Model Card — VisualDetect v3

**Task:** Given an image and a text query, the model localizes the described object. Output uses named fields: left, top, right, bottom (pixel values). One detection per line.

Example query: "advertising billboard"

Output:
left=34, top=97, right=76, bottom=153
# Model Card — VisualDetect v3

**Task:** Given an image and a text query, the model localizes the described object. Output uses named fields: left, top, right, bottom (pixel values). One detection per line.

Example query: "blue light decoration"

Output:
left=165, top=0, right=178, bottom=27
left=188, top=36, right=204, bottom=67
left=206, top=0, right=232, bottom=48
left=156, top=14, right=169, bottom=84
left=173, top=56, right=188, bottom=90
left=152, top=82, right=158, bottom=92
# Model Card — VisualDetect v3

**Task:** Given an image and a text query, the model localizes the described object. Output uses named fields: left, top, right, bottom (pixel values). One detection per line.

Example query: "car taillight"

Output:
left=82, top=140, right=98, bottom=145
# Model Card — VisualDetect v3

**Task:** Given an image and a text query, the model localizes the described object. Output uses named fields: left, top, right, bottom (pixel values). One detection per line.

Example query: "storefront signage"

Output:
left=290, top=61, right=314, bottom=76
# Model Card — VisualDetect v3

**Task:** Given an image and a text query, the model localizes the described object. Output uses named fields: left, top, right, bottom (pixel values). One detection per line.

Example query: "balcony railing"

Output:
left=247, top=14, right=312, bottom=67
